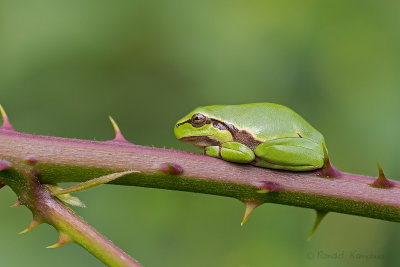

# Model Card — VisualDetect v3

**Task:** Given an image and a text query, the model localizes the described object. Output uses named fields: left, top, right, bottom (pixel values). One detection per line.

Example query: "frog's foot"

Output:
left=254, top=137, right=324, bottom=171
left=205, top=142, right=255, bottom=163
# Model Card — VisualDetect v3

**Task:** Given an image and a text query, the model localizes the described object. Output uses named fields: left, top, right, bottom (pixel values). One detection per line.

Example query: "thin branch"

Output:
left=0, top=162, right=141, bottom=267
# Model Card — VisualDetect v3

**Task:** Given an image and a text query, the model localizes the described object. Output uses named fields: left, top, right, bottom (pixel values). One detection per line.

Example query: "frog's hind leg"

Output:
left=254, top=137, right=324, bottom=171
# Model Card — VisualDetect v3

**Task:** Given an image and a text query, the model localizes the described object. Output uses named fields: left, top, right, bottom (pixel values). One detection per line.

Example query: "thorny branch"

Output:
left=0, top=105, right=399, bottom=266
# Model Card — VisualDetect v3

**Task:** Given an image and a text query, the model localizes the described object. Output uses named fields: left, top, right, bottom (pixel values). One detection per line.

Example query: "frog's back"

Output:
left=196, top=103, right=324, bottom=143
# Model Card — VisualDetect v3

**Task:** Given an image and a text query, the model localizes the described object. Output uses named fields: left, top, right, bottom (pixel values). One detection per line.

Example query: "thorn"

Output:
left=46, top=232, right=73, bottom=248
left=0, top=159, right=12, bottom=171
left=308, top=210, right=328, bottom=240
left=10, top=199, right=23, bottom=207
left=25, top=156, right=38, bottom=165
left=254, top=181, right=282, bottom=194
left=160, top=162, right=183, bottom=175
left=319, top=143, right=342, bottom=178
left=19, top=216, right=42, bottom=234
left=0, top=181, right=4, bottom=189
left=108, top=116, right=128, bottom=143
left=371, top=161, right=394, bottom=188
left=0, top=104, right=15, bottom=131
left=241, top=201, right=260, bottom=226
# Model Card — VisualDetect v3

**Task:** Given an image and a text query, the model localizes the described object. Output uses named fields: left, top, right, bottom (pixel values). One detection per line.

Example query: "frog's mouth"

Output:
left=179, top=136, right=221, bottom=148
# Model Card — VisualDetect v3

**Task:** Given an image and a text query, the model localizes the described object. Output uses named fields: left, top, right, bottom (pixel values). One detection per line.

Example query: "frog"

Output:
left=174, top=103, right=326, bottom=171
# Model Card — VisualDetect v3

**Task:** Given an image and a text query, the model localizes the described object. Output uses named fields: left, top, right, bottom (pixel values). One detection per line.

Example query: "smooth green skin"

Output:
left=174, top=103, right=326, bottom=171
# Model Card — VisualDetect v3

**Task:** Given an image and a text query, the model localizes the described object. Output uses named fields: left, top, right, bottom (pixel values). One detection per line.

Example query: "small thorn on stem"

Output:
left=319, top=143, right=342, bottom=178
left=10, top=199, right=23, bottom=208
left=25, top=156, right=38, bottom=165
left=0, top=159, right=12, bottom=171
left=241, top=201, right=260, bottom=226
left=371, top=161, right=394, bottom=188
left=0, top=104, right=15, bottom=131
left=254, top=181, right=282, bottom=194
left=160, top=162, right=183, bottom=175
left=308, top=210, right=328, bottom=240
left=108, top=116, right=129, bottom=143
left=19, top=216, right=43, bottom=234
left=46, top=232, right=73, bottom=248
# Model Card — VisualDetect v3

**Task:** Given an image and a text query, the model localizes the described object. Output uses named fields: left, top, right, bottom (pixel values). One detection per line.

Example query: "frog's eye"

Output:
left=191, top=113, right=207, bottom=127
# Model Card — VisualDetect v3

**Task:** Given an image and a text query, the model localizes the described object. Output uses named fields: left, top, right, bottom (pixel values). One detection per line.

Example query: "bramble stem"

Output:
left=0, top=128, right=399, bottom=222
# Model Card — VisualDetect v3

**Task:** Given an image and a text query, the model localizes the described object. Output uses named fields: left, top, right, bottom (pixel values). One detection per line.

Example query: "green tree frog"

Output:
left=174, top=103, right=326, bottom=171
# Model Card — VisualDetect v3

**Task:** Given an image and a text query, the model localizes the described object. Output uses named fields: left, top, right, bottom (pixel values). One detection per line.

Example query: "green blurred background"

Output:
left=1, top=0, right=399, bottom=266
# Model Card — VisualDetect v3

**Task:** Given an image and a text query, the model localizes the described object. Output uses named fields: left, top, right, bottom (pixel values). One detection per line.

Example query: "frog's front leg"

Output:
left=205, top=142, right=255, bottom=163
left=254, top=138, right=324, bottom=171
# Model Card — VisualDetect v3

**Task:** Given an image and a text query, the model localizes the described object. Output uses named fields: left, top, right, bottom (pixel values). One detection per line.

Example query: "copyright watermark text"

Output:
left=306, top=250, right=384, bottom=260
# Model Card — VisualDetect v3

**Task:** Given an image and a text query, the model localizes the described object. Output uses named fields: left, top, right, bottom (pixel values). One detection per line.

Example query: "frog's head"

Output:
left=174, top=107, right=233, bottom=148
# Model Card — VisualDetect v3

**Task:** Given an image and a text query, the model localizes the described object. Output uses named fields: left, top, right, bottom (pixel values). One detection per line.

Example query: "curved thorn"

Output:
left=46, top=232, right=73, bottom=248
left=46, top=243, right=63, bottom=249
left=10, top=199, right=22, bottom=208
left=241, top=201, right=260, bottom=226
left=308, top=210, right=328, bottom=240
left=25, top=156, right=38, bottom=165
left=0, top=104, right=15, bottom=131
left=321, top=143, right=332, bottom=177
left=371, top=161, right=394, bottom=188
left=319, top=143, right=342, bottom=178
left=376, top=161, right=384, bottom=178
left=19, top=217, right=42, bottom=234
left=108, top=116, right=128, bottom=143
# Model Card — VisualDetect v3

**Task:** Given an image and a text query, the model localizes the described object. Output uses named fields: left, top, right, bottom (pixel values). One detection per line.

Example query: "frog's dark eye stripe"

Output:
left=175, top=120, right=189, bottom=127
left=175, top=114, right=211, bottom=128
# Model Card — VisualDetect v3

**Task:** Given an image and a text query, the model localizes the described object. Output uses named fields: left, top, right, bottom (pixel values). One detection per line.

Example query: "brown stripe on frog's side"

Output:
left=209, top=119, right=262, bottom=150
